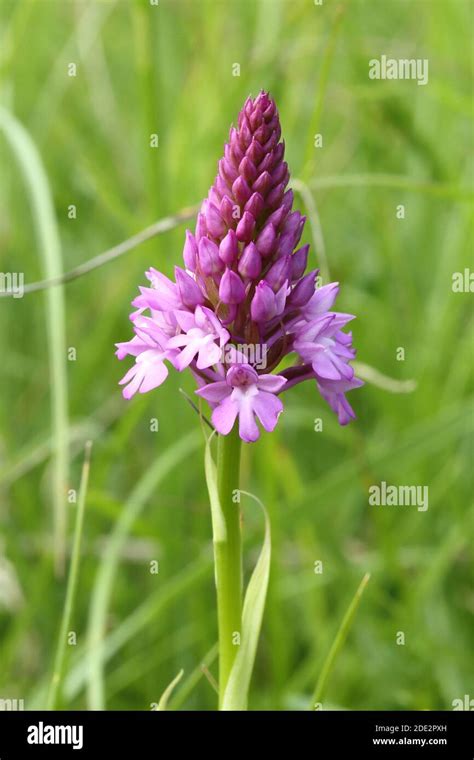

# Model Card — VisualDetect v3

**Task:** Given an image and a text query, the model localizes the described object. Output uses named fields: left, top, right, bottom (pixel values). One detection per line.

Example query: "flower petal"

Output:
left=238, top=395, right=260, bottom=442
left=252, top=391, right=284, bottom=433
left=212, top=396, right=239, bottom=435
left=257, top=374, right=287, bottom=393
left=196, top=381, right=231, bottom=403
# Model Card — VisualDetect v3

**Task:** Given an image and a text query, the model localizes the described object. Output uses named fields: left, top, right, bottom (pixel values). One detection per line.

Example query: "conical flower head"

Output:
left=186, top=90, right=305, bottom=345
left=116, top=92, right=362, bottom=441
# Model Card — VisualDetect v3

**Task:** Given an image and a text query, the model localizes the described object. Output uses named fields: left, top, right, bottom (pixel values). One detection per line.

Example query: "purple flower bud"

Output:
left=220, top=195, right=235, bottom=227
left=272, top=142, right=285, bottom=165
left=291, top=244, right=309, bottom=280
left=229, top=128, right=244, bottom=164
left=252, top=170, right=272, bottom=197
left=219, top=229, right=238, bottom=265
left=278, top=218, right=305, bottom=256
left=183, top=230, right=198, bottom=271
left=219, top=157, right=238, bottom=185
left=256, top=223, right=277, bottom=258
left=281, top=189, right=294, bottom=213
left=219, top=269, right=246, bottom=305
left=239, top=103, right=250, bottom=126
left=208, top=187, right=221, bottom=207
left=238, top=242, right=262, bottom=279
left=271, top=161, right=289, bottom=186
left=175, top=266, right=205, bottom=308
left=224, top=142, right=233, bottom=164
left=258, top=150, right=275, bottom=174
left=287, top=270, right=316, bottom=307
left=239, top=120, right=252, bottom=149
left=251, top=281, right=276, bottom=322
left=198, top=237, right=224, bottom=276
left=262, top=100, right=275, bottom=121
left=294, top=218, right=305, bottom=248
left=215, top=174, right=229, bottom=197
left=195, top=213, right=207, bottom=241
left=262, top=130, right=279, bottom=154
left=246, top=138, right=264, bottom=165
left=244, top=192, right=264, bottom=218
left=266, top=182, right=285, bottom=210
left=266, top=255, right=291, bottom=292
left=253, top=124, right=267, bottom=144
left=235, top=211, right=255, bottom=242
left=283, top=211, right=304, bottom=236
left=278, top=230, right=298, bottom=257
left=274, top=281, right=288, bottom=316
left=205, top=203, right=227, bottom=238
left=249, top=108, right=262, bottom=132
left=232, top=176, right=251, bottom=206
left=266, top=206, right=287, bottom=230
left=238, top=156, right=257, bottom=184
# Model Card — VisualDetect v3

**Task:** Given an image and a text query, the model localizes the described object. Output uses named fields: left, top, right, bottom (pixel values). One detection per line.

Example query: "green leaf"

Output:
left=156, top=669, right=184, bottom=710
left=221, top=490, right=271, bottom=711
left=204, top=432, right=226, bottom=543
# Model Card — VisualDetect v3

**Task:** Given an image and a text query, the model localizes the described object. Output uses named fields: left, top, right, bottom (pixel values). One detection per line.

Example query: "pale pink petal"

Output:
left=212, top=396, right=239, bottom=435
left=238, top=395, right=260, bottom=442
left=257, top=374, right=287, bottom=393
left=196, top=382, right=231, bottom=403
left=252, top=391, right=284, bottom=432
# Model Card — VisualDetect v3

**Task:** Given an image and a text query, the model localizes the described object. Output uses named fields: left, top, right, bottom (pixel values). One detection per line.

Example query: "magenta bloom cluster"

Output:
left=116, top=92, right=362, bottom=442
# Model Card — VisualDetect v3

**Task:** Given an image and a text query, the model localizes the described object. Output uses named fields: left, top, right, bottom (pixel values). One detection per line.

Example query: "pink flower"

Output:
left=166, top=306, right=230, bottom=371
left=196, top=364, right=286, bottom=443
left=116, top=317, right=177, bottom=399
left=116, top=92, right=362, bottom=438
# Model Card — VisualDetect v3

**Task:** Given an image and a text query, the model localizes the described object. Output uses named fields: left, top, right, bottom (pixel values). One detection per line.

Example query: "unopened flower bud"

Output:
left=238, top=242, right=261, bottom=279
left=219, top=269, right=246, bottom=305
left=219, top=229, right=238, bottom=265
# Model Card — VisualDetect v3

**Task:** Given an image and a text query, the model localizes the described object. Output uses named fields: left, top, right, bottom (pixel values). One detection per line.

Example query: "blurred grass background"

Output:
left=0, top=0, right=473, bottom=710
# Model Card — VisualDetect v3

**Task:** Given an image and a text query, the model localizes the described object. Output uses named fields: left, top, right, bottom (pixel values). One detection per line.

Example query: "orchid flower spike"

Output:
left=116, top=91, right=362, bottom=440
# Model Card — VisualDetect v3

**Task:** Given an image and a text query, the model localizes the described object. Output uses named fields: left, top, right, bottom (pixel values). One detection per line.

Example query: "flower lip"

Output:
left=227, top=364, right=259, bottom=388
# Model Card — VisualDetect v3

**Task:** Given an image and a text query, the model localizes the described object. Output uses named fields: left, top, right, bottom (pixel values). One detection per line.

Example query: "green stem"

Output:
left=215, top=426, right=242, bottom=708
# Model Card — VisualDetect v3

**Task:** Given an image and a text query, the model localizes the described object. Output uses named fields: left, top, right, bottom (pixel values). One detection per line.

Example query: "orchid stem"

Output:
left=215, top=425, right=242, bottom=708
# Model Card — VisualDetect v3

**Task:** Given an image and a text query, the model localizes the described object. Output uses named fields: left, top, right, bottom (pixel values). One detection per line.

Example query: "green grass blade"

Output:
left=353, top=362, right=417, bottom=394
left=168, top=644, right=218, bottom=710
left=156, top=669, right=184, bottom=711
left=0, top=206, right=197, bottom=298
left=291, top=178, right=330, bottom=283
left=311, top=573, right=370, bottom=709
left=86, top=430, right=200, bottom=710
left=0, top=106, right=69, bottom=574
left=309, top=174, right=473, bottom=200
left=47, top=441, right=92, bottom=709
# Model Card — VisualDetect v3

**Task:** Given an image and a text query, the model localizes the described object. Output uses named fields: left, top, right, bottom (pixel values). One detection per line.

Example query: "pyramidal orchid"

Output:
left=116, top=91, right=362, bottom=710
left=117, top=91, right=362, bottom=441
